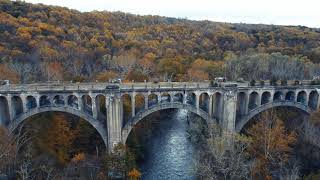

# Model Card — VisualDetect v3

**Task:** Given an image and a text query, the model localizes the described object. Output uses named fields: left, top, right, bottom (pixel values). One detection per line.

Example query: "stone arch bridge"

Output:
left=0, top=82, right=319, bottom=151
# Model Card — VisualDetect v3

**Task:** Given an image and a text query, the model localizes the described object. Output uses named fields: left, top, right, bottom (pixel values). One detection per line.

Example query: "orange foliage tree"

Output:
left=0, top=64, right=19, bottom=83
left=96, top=71, right=118, bottom=82
left=36, top=114, right=77, bottom=165
left=128, top=168, right=141, bottom=180
left=246, top=110, right=297, bottom=178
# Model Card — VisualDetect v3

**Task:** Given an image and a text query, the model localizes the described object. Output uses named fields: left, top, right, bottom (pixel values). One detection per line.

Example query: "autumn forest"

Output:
left=1, top=0, right=320, bottom=179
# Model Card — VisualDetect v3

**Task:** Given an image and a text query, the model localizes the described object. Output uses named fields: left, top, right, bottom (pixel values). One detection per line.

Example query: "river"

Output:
left=137, top=109, right=195, bottom=180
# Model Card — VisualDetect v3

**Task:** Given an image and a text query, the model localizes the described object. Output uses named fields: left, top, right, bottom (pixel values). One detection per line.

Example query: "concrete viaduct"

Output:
left=0, top=82, right=319, bottom=151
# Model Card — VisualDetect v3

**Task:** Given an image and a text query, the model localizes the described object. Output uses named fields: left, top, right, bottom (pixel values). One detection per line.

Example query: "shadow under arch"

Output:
left=9, top=106, right=108, bottom=149
left=122, top=102, right=213, bottom=143
left=236, top=101, right=312, bottom=132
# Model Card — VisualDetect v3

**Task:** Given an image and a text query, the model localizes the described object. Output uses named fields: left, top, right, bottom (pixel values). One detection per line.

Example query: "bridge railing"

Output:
left=1, top=81, right=320, bottom=92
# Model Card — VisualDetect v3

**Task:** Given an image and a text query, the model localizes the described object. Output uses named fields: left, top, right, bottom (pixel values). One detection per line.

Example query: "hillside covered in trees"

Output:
left=1, top=0, right=320, bottom=83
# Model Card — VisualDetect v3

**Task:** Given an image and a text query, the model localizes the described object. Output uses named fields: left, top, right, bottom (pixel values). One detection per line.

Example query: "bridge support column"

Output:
left=131, top=93, right=135, bottom=117
left=63, top=95, right=68, bottom=107
left=21, top=94, right=28, bottom=113
left=157, top=93, right=161, bottom=104
left=7, top=95, right=14, bottom=121
left=317, top=90, right=320, bottom=110
left=306, top=93, right=310, bottom=106
left=144, top=94, right=148, bottom=110
left=170, top=93, right=174, bottom=103
left=245, top=94, right=250, bottom=114
left=106, top=94, right=122, bottom=151
left=209, top=95, right=213, bottom=117
left=196, top=93, right=200, bottom=111
left=222, top=89, right=237, bottom=133
left=92, top=97, right=98, bottom=119
left=183, top=93, right=187, bottom=104
left=78, top=95, right=83, bottom=111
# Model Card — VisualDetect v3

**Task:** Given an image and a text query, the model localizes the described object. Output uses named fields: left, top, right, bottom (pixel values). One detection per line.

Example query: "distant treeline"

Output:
left=0, top=0, right=320, bottom=83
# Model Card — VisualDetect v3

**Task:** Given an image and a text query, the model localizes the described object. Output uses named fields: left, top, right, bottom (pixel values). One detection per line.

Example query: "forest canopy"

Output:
left=0, top=0, right=320, bottom=83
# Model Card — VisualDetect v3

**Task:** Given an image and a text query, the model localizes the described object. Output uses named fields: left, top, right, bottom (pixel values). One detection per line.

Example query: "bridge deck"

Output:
left=0, top=81, right=318, bottom=92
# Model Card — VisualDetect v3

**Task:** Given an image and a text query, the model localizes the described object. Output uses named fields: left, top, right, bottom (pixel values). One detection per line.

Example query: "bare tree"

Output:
left=194, top=124, right=252, bottom=180
left=17, top=160, right=33, bottom=180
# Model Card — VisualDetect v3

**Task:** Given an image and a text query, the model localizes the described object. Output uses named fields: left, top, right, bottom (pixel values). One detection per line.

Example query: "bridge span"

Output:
left=0, top=82, right=319, bottom=151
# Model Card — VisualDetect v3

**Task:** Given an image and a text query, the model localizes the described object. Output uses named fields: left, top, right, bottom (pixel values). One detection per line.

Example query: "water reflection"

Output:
left=138, top=109, right=195, bottom=180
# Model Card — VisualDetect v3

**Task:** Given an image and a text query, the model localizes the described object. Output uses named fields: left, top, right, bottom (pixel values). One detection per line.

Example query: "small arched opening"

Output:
left=95, top=95, right=106, bottom=119
left=82, top=95, right=92, bottom=115
left=187, top=92, right=196, bottom=107
left=273, top=91, right=284, bottom=102
left=53, top=95, right=65, bottom=106
left=237, top=92, right=247, bottom=118
left=308, top=91, right=319, bottom=110
left=122, top=94, right=132, bottom=125
left=173, top=93, right=183, bottom=103
left=135, top=93, right=145, bottom=114
left=199, top=92, right=209, bottom=113
left=26, top=96, right=37, bottom=110
left=39, top=95, right=51, bottom=107
left=213, top=92, right=223, bottom=122
left=297, top=91, right=307, bottom=105
left=67, top=95, right=78, bottom=109
left=161, top=93, right=171, bottom=103
left=261, top=91, right=271, bottom=105
left=249, top=92, right=259, bottom=110
left=148, top=93, right=158, bottom=108
left=285, top=91, right=295, bottom=101
left=12, top=96, right=23, bottom=117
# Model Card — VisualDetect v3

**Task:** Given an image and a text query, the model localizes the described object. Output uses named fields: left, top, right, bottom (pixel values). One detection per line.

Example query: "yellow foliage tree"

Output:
left=128, top=168, right=141, bottom=180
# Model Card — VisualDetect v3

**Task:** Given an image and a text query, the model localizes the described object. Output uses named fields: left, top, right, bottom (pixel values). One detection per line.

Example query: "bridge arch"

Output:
left=9, top=106, right=108, bottom=148
left=121, top=103, right=212, bottom=143
left=236, top=101, right=312, bottom=132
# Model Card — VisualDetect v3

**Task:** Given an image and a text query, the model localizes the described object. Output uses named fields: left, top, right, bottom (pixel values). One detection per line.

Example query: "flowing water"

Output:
left=138, top=109, right=195, bottom=180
